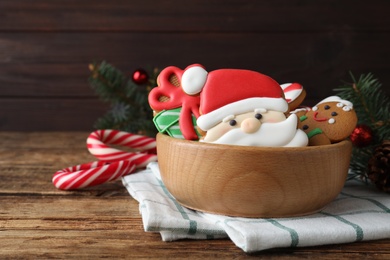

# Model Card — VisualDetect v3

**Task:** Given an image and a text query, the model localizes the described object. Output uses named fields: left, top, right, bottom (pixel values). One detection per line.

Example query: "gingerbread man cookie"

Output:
left=296, top=96, right=358, bottom=146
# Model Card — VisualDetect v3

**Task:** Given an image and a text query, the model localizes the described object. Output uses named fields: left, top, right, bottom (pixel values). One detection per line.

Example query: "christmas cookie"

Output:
left=148, top=66, right=201, bottom=140
left=181, top=65, right=308, bottom=147
left=296, top=96, right=358, bottom=145
left=280, top=83, right=306, bottom=111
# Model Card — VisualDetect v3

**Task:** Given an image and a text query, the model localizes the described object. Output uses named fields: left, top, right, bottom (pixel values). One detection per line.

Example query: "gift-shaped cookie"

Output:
left=148, top=66, right=201, bottom=140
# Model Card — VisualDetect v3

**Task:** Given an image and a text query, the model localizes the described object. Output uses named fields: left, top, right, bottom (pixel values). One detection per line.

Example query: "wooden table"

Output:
left=1, top=132, right=389, bottom=259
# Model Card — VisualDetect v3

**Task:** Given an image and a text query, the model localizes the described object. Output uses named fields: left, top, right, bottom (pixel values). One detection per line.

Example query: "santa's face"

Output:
left=202, top=109, right=307, bottom=147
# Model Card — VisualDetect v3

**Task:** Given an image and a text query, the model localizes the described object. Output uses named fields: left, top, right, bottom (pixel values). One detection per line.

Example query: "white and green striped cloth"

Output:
left=122, top=162, right=390, bottom=253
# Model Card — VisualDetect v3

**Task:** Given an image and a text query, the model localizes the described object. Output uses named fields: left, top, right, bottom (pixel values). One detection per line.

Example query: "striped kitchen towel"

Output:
left=122, top=162, right=390, bottom=253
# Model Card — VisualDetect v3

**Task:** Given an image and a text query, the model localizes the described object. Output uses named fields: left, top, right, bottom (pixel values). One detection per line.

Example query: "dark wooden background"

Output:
left=1, top=0, right=389, bottom=131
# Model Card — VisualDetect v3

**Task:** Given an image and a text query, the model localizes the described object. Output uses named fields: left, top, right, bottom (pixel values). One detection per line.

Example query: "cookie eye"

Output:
left=255, top=113, right=262, bottom=120
left=303, top=125, right=309, bottom=130
left=343, top=106, right=351, bottom=112
left=229, top=120, right=237, bottom=126
left=331, top=111, right=338, bottom=116
left=324, top=105, right=330, bottom=110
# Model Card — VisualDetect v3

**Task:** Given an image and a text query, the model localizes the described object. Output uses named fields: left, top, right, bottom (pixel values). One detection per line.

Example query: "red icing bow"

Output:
left=148, top=66, right=201, bottom=140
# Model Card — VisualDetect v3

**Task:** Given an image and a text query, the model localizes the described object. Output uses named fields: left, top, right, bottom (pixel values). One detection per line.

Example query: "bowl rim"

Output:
left=156, top=133, right=352, bottom=152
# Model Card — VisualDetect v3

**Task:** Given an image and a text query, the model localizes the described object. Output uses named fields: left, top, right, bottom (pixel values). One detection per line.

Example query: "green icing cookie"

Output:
left=153, top=108, right=201, bottom=139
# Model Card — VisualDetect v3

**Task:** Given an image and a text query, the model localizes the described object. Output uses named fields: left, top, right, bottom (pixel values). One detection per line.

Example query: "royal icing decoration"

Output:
left=148, top=66, right=201, bottom=140
left=153, top=107, right=201, bottom=139
left=297, top=96, right=357, bottom=145
left=181, top=66, right=288, bottom=131
left=181, top=65, right=208, bottom=95
left=205, top=112, right=308, bottom=147
left=280, top=83, right=304, bottom=103
left=179, top=64, right=308, bottom=147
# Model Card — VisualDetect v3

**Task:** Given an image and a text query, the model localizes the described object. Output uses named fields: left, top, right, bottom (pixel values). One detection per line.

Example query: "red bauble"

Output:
left=350, top=124, right=373, bottom=147
left=132, top=69, right=149, bottom=85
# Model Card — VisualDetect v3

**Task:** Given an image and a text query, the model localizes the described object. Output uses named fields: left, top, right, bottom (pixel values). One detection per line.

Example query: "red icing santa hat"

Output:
left=182, top=65, right=288, bottom=131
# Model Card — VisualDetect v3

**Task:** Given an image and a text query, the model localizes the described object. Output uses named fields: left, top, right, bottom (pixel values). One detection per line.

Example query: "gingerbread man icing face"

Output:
left=297, top=96, right=358, bottom=145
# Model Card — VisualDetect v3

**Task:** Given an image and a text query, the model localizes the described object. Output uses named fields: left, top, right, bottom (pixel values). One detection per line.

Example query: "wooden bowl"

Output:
left=156, top=133, right=352, bottom=218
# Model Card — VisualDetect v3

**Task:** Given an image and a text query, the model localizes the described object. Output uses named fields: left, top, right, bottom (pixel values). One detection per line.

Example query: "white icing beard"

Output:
left=206, top=114, right=308, bottom=147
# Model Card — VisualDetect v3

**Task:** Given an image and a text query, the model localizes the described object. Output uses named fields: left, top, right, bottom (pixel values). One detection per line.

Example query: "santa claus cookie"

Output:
left=296, top=96, right=358, bottom=146
left=181, top=65, right=308, bottom=147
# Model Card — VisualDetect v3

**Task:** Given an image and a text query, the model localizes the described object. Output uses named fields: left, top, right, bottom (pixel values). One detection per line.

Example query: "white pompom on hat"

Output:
left=181, top=65, right=288, bottom=131
left=181, top=65, right=208, bottom=95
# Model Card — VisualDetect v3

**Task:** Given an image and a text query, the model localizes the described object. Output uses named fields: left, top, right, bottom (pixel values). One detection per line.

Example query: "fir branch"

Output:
left=89, top=61, right=159, bottom=136
left=334, top=72, right=390, bottom=180
left=88, top=61, right=127, bottom=103
left=334, top=72, right=390, bottom=133
left=352, top=82, right=376, bottom=125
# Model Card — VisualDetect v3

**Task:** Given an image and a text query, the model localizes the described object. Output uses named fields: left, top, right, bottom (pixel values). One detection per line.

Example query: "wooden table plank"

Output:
left=0, top=132, right=389, bottom=259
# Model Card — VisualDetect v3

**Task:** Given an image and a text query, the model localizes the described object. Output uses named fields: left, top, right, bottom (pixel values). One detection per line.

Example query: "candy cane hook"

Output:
left=52, top=130, right=157, bottom=190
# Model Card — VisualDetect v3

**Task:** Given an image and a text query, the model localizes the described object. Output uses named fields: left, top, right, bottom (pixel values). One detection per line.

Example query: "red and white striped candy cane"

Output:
left=87, top=129, right=157, bottom=167
left=52, top=130, right=157, bottom=190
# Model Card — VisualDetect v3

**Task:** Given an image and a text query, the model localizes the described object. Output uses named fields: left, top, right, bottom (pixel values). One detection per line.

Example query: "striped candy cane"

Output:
left=53, top=130, right=158, bottom=190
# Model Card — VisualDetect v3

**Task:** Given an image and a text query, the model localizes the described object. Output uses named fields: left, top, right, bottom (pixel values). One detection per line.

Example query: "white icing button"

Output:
left=343, top=106, right=351, bottom=111
left=312, top=106, right=318, bottom=111
left=337, top=103, right=344, bottom=108
left=328, top=118, right=335, bottom=124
